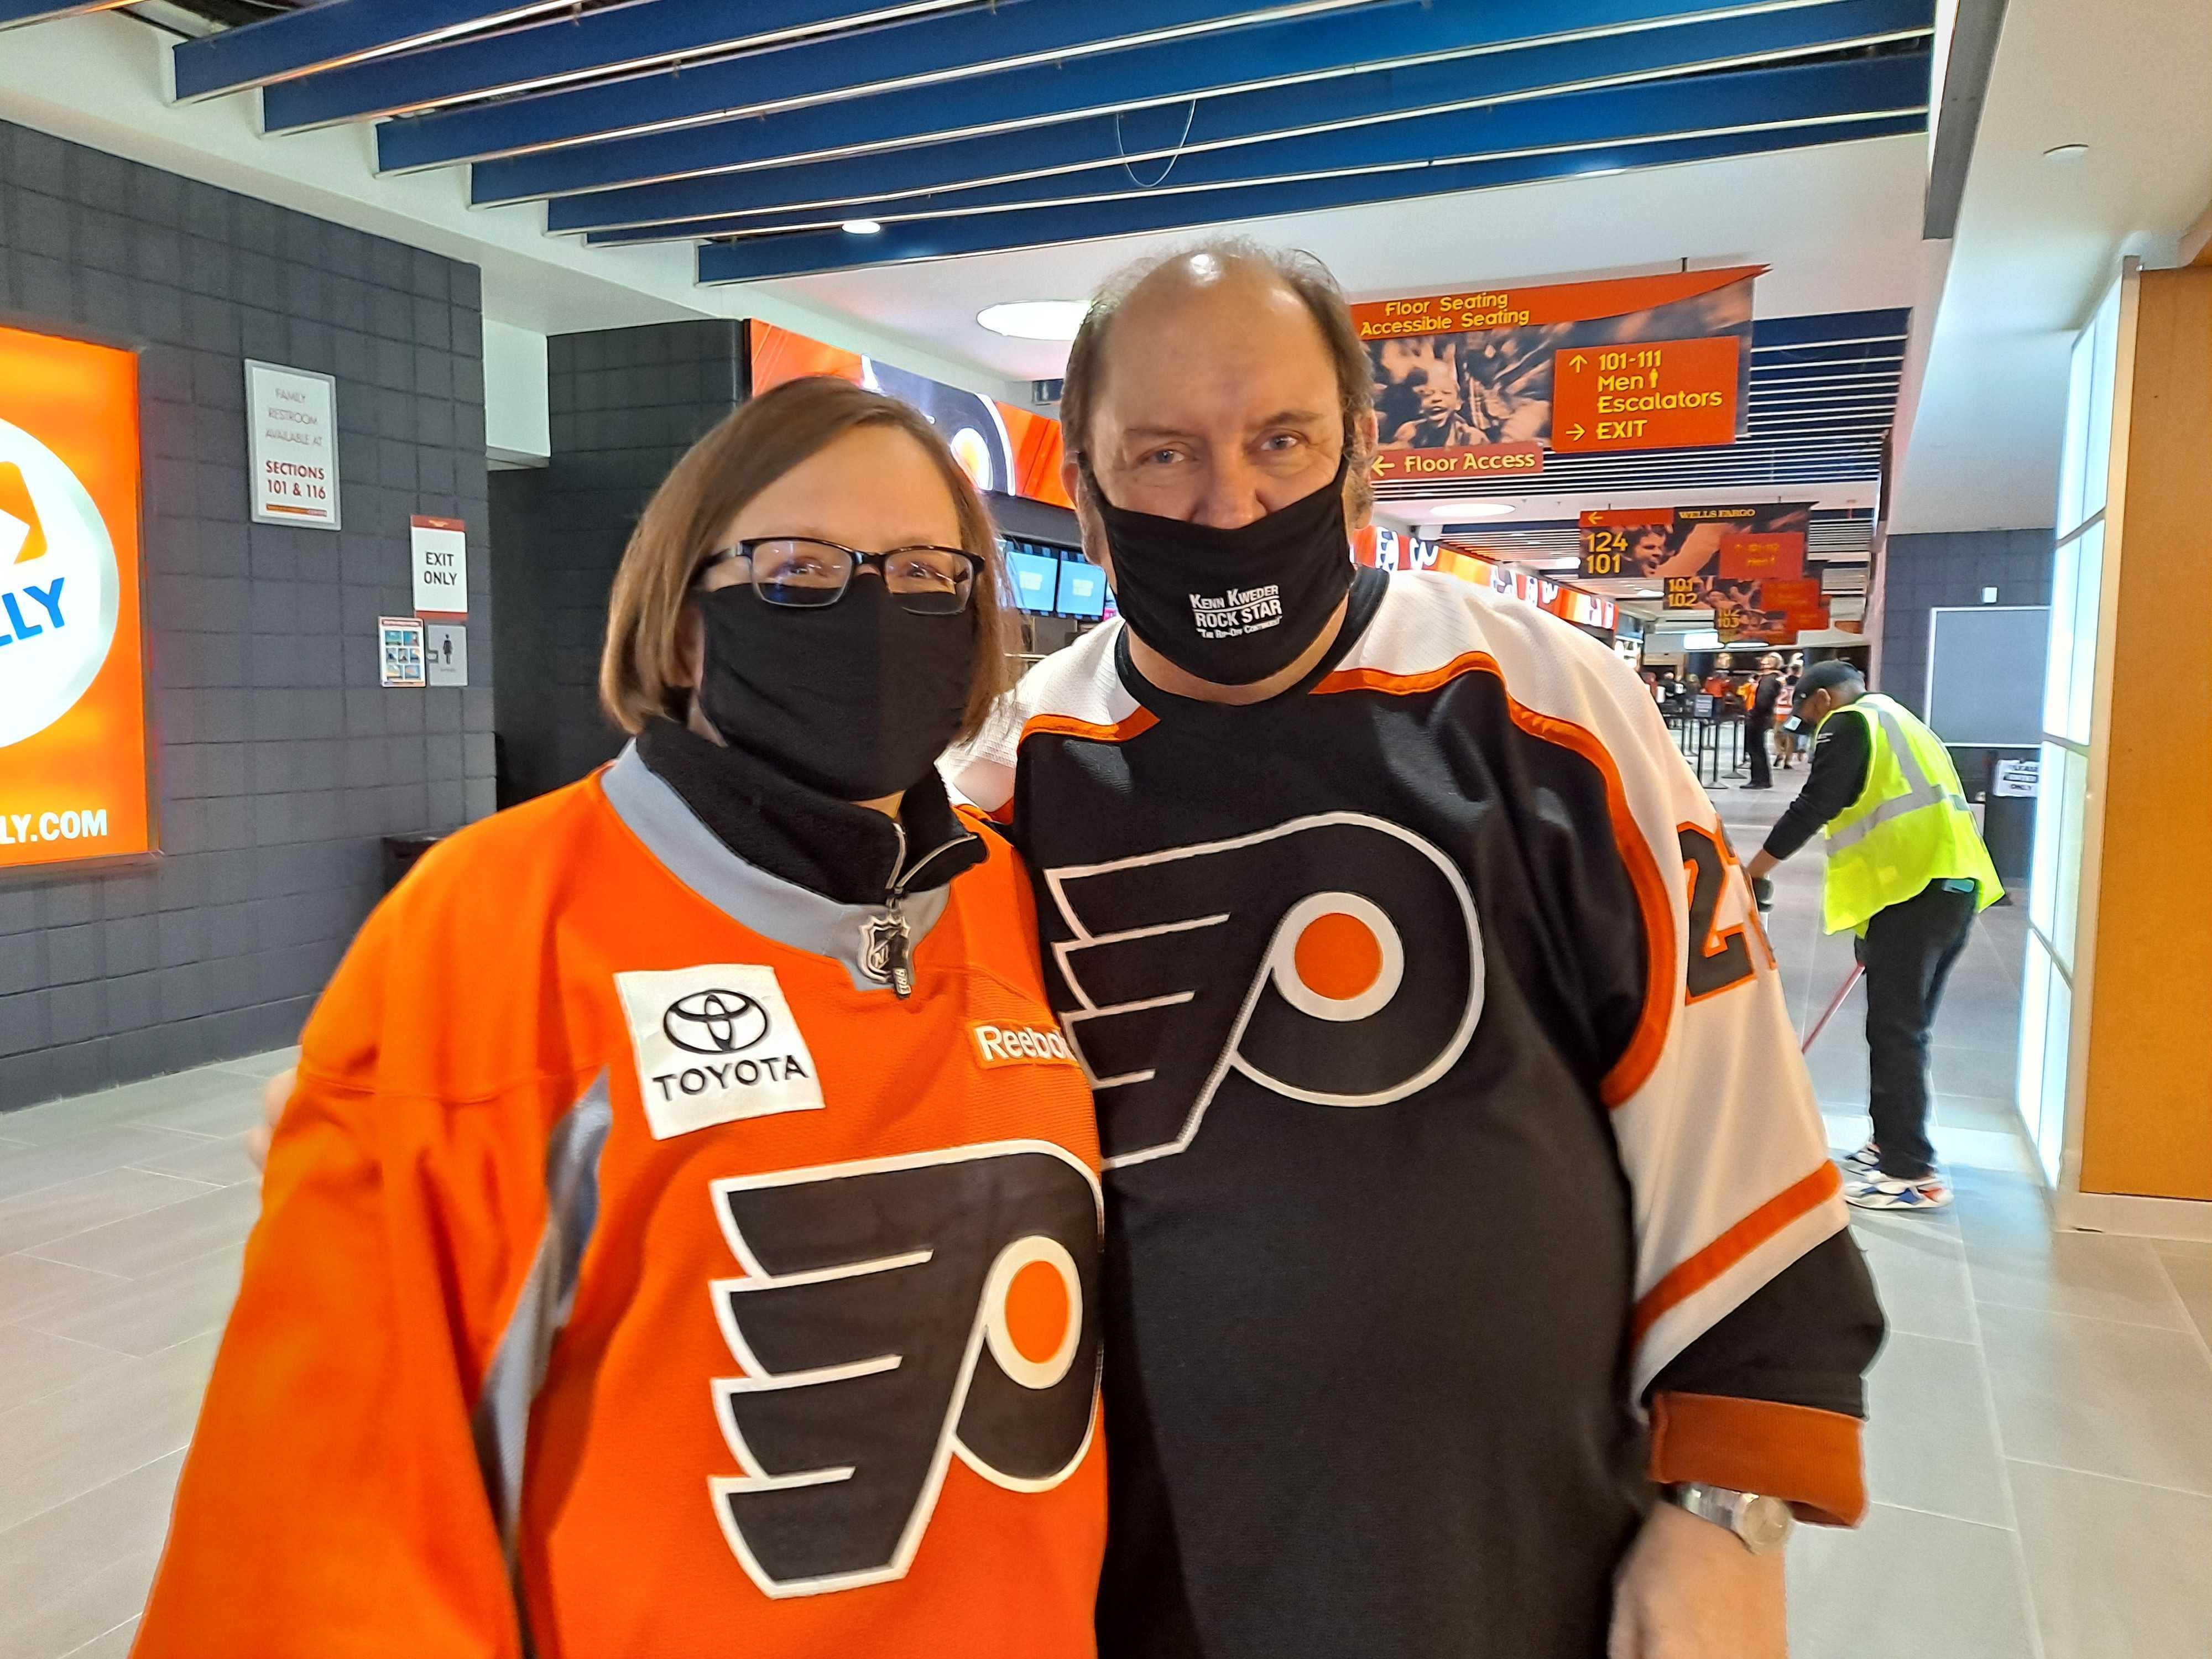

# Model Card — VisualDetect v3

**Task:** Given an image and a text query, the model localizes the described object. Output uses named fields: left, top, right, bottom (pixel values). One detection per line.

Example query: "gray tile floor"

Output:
left=0, top=763, right=2207, bottom=1656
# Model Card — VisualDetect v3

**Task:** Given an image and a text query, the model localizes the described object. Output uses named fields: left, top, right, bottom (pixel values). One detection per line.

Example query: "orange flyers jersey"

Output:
left=135, top=753, right=1106, bottom=1659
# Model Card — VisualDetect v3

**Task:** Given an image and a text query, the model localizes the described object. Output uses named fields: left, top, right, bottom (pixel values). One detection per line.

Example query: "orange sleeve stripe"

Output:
left=1019, top=708, right=1159, bottom=748
left=1629, top=1163, right=1843, bottom=1350
left=1647, top=1391, right=1867, bottom=1526
left=1316, top=651, right=1676, bottom=1106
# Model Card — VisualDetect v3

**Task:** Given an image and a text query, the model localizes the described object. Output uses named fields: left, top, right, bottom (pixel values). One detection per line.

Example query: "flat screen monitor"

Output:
left=1004, top=547, right=1060, bottom=614
left=1057, top=556, right=1107, bottom=619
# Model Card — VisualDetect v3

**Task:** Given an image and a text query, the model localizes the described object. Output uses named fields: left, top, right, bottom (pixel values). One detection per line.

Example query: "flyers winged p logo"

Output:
left=1044, top=813, right=1485, bottom=1166
left=706, top=1142, right=1101, bottom=1598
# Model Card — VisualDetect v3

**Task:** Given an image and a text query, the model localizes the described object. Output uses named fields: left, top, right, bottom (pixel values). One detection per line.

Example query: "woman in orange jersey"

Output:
left=138, top=378, right=1108, bottom=1659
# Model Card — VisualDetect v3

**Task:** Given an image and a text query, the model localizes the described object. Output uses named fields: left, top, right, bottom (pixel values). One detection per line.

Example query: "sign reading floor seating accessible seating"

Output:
left=0, top=325, right=152, bottom=869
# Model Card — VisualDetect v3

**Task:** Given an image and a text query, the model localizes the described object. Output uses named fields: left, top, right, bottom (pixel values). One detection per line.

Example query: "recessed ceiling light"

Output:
left=842, top=218, right=884, bottom=235
left=1448, top=500, right=1516, bottom=519
left=977, top=300, right=1089, bottom=341
left=2043, top=144, right=2090, bottom=163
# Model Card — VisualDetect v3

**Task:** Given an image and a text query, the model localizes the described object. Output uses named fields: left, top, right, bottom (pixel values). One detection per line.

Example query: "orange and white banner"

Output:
left=0, top=325, right=151, bottom=869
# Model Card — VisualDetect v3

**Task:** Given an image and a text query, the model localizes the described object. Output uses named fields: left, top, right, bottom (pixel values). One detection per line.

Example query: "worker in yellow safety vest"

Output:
left=1745, top=660, right=2002, bottom=1213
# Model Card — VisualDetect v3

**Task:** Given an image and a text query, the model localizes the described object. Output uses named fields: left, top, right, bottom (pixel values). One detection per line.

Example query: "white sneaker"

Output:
left=1837, top=1140, right=1881, bottom=1176
left=1845, top=1171, right=1952, bottom=1212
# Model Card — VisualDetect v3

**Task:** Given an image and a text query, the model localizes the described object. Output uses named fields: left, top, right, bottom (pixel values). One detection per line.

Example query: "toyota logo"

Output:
left=663, top=989, right=770, bottom=1056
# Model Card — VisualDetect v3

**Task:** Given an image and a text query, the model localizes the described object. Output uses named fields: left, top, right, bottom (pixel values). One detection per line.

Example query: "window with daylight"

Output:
left=2017, top=272, right=2124, bottom=1186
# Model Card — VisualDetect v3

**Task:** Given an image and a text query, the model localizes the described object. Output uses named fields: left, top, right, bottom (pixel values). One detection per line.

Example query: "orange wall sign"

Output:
left=1551, top=336, right=1740, bottom=451
left=748, top=321, right=1071, bottom=507
left=0, top=325, right=150, bottom=870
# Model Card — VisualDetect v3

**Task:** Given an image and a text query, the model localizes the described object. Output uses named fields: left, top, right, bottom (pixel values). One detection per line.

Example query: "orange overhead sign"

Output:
left=1551, top=336, right=1741, bottom=452
left=1369, top=441, right=1542, bottom=483
left=1349, top=265, right=1765, bottom=340
left=0, top=325, right=150, bottom=870
left=1718, top=530, right=1806, bottom=580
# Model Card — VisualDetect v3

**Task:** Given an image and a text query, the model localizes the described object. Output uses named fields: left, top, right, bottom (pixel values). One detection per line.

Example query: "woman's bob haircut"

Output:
left=599, top=374, right=1016, bottom=742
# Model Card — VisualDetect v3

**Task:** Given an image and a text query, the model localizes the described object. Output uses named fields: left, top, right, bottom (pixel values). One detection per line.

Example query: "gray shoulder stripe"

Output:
left=472, top=1072, right=613, bottom=1583
left=600, top=741, right=952, bottom=993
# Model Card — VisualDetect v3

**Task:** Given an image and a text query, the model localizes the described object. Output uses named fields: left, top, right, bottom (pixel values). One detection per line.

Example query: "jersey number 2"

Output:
left=1678, top=825, right=1755, bottom=1002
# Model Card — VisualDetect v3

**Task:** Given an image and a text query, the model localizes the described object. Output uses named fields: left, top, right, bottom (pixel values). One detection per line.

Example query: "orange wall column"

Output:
left=2078, top=264, right=2212, bottom=1199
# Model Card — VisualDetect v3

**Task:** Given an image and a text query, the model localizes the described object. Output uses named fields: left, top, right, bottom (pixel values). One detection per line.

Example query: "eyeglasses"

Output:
left=698, top=538, right=983, bottom=614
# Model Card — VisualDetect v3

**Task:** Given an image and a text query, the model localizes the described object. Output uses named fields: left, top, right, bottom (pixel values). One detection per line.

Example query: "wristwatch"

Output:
left=1665, top=1483, right=1796, bottom=1554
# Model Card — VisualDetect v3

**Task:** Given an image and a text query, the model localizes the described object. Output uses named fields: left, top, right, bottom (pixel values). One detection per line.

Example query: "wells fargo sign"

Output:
left=0, top=325, right=150, bottom=869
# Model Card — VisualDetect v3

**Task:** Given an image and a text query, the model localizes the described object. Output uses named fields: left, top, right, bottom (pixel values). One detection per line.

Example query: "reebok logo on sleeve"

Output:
left=969, top=1022, right=1079, bottom=1070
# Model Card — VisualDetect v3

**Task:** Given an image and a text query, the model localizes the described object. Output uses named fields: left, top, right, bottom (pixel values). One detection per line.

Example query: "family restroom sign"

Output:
left=245, top=360, right=340, bottom=529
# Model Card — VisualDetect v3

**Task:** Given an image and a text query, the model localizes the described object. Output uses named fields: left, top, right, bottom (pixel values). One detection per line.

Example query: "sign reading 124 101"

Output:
left=246, top=360, right=340, bottom=529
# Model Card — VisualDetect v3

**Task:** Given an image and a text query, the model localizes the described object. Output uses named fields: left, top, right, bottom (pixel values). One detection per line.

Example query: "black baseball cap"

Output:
left=1796, top=659, right=1863, bottom=697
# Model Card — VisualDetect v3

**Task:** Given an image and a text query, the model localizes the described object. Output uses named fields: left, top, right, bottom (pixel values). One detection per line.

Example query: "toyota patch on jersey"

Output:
left=618, top=964, right=826, bottom=1138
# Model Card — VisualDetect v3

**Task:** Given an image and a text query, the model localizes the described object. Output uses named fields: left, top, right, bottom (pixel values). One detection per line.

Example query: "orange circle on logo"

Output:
left=1294, top=911, right=1384, bottom=1002
left=1003, top=1258, right=1071, bottom=1365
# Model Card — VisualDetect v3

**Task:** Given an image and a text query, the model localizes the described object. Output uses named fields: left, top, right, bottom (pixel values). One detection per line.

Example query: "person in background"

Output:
left=1746, top=661, right=2003, bottom=1211
left=142, top=377, right=1107, bottom=1656
left=955, top=239, right=1881, bottom=1659
left=1773, top=667, right=1801, bottom=769
left=1744, top=653, right=1784, bottom=791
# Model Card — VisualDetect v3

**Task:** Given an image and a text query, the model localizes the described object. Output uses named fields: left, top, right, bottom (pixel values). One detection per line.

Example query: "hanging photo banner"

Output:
left=749, top=322, right=1070, bottom=507
left=245, top=360, right=340, bottom=529
left=1667, top=572, right=1829, bottom=644
left=1358, top=266, right=1759, bottom=460
left=1579, top=502, right=1812, bottom=581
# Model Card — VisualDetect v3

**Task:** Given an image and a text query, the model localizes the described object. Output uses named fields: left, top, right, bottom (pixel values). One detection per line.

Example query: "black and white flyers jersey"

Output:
left=951, top=566, right=1881, bottom=1659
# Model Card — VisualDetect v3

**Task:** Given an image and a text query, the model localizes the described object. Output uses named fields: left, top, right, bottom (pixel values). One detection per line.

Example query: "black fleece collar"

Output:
left=634, top=717, right=985, bottom=907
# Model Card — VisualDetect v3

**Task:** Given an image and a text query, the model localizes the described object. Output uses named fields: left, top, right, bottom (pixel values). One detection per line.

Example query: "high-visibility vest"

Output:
left=1818, top=692, right=2004, bottom=934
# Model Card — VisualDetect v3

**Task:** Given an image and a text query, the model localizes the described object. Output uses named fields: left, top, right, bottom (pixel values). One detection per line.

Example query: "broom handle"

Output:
left=1801, top=962, right=1866, bottom=1055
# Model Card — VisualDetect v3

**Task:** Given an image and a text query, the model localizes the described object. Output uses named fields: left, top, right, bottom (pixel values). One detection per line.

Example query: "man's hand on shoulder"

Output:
left=1609, top=1500, right=1787, bottom=1659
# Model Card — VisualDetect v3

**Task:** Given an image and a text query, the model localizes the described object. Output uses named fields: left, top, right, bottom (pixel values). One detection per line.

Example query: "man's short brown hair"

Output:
left=1058, top=237, right=1376, bottom=517
left=599, top=375, right=1015, bottom=741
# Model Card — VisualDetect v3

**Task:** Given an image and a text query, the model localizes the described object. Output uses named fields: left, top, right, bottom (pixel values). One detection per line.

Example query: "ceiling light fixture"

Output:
left=2042, top=144, right=2090, bottom=164
left=977, top=300, right=1089, bottom=342
left=841, top=218, right=884, bottom=235
left=1447, top=501, right=1516, bottom=519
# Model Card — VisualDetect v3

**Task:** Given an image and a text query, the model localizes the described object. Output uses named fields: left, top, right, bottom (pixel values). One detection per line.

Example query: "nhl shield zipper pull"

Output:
left=885, top=921, right=915, bottom=999
left=863, top=907, right=916, bottom=999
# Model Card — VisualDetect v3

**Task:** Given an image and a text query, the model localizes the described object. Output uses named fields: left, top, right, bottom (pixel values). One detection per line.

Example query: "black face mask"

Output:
left=692, top=578, right=972, bottom=802
left=1088, top=460, right=1355, bottom=686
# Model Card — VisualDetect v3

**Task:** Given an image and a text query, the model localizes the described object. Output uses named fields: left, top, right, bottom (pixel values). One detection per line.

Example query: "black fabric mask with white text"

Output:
left=1089, top=461, right=1355, bottom=686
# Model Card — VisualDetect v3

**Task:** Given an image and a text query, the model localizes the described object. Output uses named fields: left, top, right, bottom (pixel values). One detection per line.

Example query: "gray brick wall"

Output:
left=0, top=121, right=493, bottom=1110
left=1878, top=528, right=2056, bottom=718
left=493, top=321, right=742, bottom=802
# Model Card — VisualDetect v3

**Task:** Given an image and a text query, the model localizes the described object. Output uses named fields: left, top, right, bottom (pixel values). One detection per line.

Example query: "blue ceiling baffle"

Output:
left=549, top=0, right=1934, bottom=241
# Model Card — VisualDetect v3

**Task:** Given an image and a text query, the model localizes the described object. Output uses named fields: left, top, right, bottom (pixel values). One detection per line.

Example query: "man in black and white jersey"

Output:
left=952, top=241, right=1883, bottom=1659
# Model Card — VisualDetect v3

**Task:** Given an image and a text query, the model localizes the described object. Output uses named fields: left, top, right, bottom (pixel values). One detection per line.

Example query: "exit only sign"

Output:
left=1551, top=335, right=1741, bottom=452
